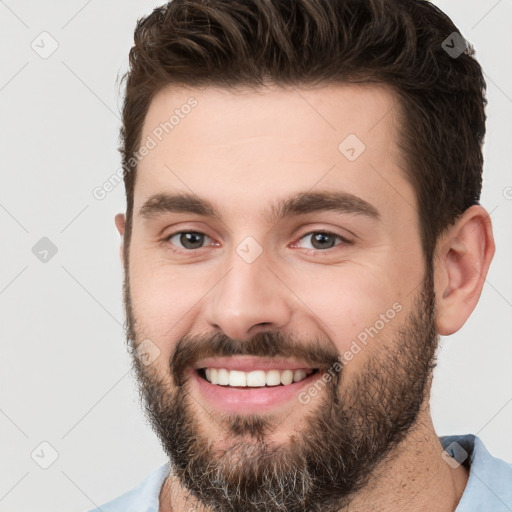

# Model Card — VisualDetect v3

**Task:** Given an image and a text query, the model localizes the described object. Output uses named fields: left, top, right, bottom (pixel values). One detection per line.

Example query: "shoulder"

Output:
left=84, top=462, right=170, bottom=512
left=440, top=434, right=512, bottom=512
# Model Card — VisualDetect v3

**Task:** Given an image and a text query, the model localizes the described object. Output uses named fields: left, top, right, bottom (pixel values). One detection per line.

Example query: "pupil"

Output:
left=312, top=232, right=334, bottom=249
left=181, top=232, right=203, bottom=249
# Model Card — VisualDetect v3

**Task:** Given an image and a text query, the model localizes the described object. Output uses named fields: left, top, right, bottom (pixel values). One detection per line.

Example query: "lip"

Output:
left=189, top=367, right=324, bottom=413
left=193, top=356, right=319, bottom=372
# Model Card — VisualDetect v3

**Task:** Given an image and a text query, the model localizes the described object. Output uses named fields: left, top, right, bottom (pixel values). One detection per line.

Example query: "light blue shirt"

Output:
left=87, top=435, right=512, bottom=511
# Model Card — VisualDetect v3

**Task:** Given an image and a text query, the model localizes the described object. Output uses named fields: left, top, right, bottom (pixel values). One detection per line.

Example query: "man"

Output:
left=89, top=0, right=512, bottom=510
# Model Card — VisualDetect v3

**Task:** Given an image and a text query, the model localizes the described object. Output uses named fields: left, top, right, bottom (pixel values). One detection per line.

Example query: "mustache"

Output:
left=170, top=331, right=341, bottom=386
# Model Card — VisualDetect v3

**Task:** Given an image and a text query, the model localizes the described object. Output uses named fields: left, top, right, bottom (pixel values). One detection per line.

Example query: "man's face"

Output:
left=122, top=83, right=438, bottom=511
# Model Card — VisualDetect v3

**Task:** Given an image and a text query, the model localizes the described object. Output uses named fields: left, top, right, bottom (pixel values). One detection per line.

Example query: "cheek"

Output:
left=128, top=255, right=214, bottom=373
left=129, top=261, right=207, bottom=331
left=290, top=261, right=406, bottom=358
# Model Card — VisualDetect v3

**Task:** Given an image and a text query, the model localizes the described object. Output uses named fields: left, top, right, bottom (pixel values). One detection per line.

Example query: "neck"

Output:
left=336, top=411, right=469, bottom=511
left=158, top=409, right=469, bottom=512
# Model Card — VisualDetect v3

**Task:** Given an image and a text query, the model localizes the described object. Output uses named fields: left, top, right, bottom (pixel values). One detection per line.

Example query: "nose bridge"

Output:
left=206, top=240, right=291, bottom=340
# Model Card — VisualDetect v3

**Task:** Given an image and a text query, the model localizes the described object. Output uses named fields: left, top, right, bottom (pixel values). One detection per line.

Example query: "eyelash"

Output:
left=163, top=230, right=351, bottom=256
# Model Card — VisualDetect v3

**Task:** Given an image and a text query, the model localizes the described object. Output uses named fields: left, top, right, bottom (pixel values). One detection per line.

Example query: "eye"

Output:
left=165, top=231, right=215, bottom=252
left=294, top=231, right=350, bottom=252
left=163, top=229, right=350, bottom=255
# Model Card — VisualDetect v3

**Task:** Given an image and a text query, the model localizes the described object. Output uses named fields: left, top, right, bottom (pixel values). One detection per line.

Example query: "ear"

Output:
left=115, top=213, right=126, bottom=266
left=433, top=205, right=495, bottom=335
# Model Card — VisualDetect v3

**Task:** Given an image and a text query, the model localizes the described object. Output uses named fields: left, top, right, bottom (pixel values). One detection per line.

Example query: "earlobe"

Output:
left=115, top=213, right=126, bottom=265
left=115, top=213, right=126, bottom=236
left=434, top=205, right=495, bottom=336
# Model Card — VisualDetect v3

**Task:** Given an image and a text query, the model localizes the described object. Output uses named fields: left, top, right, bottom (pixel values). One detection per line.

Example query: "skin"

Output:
left=115, top=82, right=495, bottom=511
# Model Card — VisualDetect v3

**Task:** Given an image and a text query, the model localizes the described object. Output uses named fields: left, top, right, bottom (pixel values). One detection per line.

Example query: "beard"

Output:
left=123, top=265, right=439, bottom=512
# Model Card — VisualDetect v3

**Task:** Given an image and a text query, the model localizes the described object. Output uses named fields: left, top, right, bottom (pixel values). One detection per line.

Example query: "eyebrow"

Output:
left=138, top=190, right=381, bottom=225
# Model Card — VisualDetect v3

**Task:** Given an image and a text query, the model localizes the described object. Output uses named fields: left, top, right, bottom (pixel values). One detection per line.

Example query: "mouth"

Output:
left=189, top=359, right=325, bottom=413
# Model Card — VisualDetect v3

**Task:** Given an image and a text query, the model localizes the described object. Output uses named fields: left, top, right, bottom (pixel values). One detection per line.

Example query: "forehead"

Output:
left=134, top=82, right=414, bottom=227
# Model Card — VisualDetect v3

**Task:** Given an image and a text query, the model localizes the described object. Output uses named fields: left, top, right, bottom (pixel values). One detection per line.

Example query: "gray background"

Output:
left=0, top=1, right=511, bottom=511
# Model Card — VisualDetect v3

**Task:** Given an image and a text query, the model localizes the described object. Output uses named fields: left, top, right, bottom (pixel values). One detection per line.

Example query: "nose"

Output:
left=204, top=249, right=293, bottom=341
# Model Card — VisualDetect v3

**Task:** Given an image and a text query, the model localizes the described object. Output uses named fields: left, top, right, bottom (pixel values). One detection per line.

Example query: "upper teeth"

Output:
left=204, top=368, right=313, bottom=387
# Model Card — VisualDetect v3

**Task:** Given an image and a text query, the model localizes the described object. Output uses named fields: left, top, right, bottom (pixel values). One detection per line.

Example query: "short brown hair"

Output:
left=119, top=0, right=486, bottom=269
